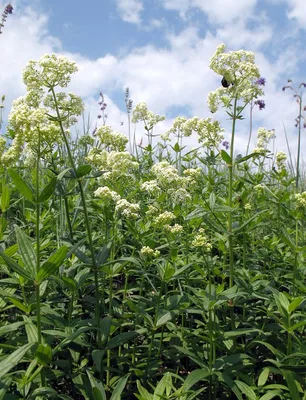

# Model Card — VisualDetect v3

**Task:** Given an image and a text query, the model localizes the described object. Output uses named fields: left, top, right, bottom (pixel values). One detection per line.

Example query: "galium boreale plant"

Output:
left=208, top=44, right=265, bottom=288
left=132, top=102, right=165, bottom=167
left=21, top=54, right=106, bottom=345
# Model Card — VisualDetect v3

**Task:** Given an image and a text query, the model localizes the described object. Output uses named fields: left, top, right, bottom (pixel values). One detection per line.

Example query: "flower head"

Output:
left=254, top=99, right=265, bottom=110
left=207, top=44, right=264, bottom=112
left=255, top=77, right=266, bottom=86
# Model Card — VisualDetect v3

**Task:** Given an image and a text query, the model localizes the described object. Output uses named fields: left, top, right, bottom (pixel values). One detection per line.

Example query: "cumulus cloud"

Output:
left=0, top=0, right=304, bottom=157
left=115, top=0, right=144, bottom=24
left=162, top=0, right=257, bottom=23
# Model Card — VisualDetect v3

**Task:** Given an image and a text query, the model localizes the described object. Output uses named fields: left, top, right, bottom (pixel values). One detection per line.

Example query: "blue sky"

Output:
left=0, top=0, right=306, bottom=155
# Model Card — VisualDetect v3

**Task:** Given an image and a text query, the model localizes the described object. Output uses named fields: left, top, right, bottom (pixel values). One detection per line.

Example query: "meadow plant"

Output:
left=0, top=43, right=306, bottom=400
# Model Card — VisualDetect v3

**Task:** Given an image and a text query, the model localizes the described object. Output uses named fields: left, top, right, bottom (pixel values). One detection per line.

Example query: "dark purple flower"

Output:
left=97, top=115, right=102, bottom=119
left=254, top=99, right=265, bottom=110
left=255, top=77, right=266, bottom=86
left=4, top=3, right=13, bottom=14
left=222, top=140, right=230, bottom=150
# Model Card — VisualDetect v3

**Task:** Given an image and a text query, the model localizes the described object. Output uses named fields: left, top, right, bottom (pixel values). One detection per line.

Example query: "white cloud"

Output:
left=0, top=1, right=304, bottom=158
left=115, top=0, right=144, bottom=24
left=162, top=0, right=258, bottom=23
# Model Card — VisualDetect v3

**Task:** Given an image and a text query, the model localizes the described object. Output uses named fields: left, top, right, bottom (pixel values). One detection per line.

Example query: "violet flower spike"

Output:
left=254, top=100, right=265, bottom=110
left=222, top=140, right=230, bottom=150
left=255, top=77, right=266, bottom=86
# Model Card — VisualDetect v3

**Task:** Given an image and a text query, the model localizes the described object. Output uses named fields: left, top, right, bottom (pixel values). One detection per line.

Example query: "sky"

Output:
left=0, top=0, right=306, bottom=158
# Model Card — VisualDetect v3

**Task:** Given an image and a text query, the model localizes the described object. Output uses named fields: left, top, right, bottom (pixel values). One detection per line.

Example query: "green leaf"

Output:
left=96, top=243, right=112, bottom=266
left=224, top=328, right=260, bottom=338
left=0, top=321, right=25, bottom=337
left=281, top=370, right=301, bottom=400
left=220, top=150, right=232, bottom=165
left=235, top=380, right=257, bottom=400
left=8, top=297, right=29, bottom=313
left=76, top=165, right=92, bottom=178
left=86, top=371, right=107, bottom=400
left=15, top=226, right=36, bottom=279
left=136, top=381, right=152, bottom=400
left=259, top=390, right=283, bottom=400
left=153, top=373, right=172, bottom=400
left=38, top=177, right=57, bottom=202
left=110, top=374, right=130, bottom=400
left=182, top=368, right=211, bottom=391
left=8, top=168, right=34, bottom=202
left=30, top=387, right=59, bottom=398
left=35, top=343, right=52, bottom=365
left=0, top=342, right=35, bottom=378
left=100, top=316, right=112, bottom=343
left=156, top=311, right=176, bottom=328
left=36, top=246, right=68, bottom=283
left=0, top=251, right=32, bottom=280
left=288, top=297, right=304, bottom=314
left=236, top=153, right=257, bottom=164
left=106, top=332, right=139, bottom=349
left=0, top=185, right=10, bottom=212
left=258, top=368, right=270, bottom=387
left=0, top=377, right=12, bottom=400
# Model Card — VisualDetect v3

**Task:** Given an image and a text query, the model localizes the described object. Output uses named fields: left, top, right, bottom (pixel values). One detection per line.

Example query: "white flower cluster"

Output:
left=154, top=211, right=176, bottom=226
left=167, top=188, right=191, bottom=204
left=164, top=224, right=184, bottom=234
left=151, top=161, right=187, bottom=189
left=191, top=228, right=212, bottom=251
left=183, top=167, right=202, bottom=184
left=23, top=54, right=78, bottom=90
left=164, top=116, right=224, bottom=148
left=94, top=186, right=121, bottom=203
left=95, top=125, right=128, bottom=151
left=295, top=192, right=306, bottom=208
left=254, top=127, right=275, bottom=153
left=115, top=199, right=140, bottom=219
left=140, top=246, right=160, bottom=258
left=3, top=53, right=83, bottom=166
left=132, top=102, right=165, bottom=128
left=140, top=180, right=161, bottom=195
left=44, top=92, right=84, bottom=126
left=207, top=44, right=264, bottom=112
left=275, top=151, right=287, bottom=170
left=86, top=150, right=139, bottom=183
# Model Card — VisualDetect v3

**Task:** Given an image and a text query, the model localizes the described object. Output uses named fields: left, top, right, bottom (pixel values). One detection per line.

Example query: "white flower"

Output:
left=207, top=44, right=264, bottom=113
left=115, top=199, right=140, bottom=219
left=94, top=186, right=121, bottom=203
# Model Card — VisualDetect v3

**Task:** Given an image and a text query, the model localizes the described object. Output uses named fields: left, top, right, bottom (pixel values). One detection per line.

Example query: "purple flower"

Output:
left=254, top=99, right=265, bottom=110
left=222, top=140, right=230, bottom=150
left=255, top=77, right=266, bottom=86
left=4, top=3, right=13, bottom=14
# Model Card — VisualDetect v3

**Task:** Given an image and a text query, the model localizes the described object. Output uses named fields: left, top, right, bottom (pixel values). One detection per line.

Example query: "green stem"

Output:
left=35, top=132, right=45, bottom=386
left=296, top=94, right=302, bottom=189
left=50, top=87, right=101, bottom=345
left=228, top=96, right=238, bottom=288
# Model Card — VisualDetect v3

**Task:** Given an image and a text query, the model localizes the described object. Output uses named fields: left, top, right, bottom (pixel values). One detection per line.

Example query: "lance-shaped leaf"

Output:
left=0, top=342, right=35, bottom=378
left=8, top=168, right=34, bottom=202
left=15, top=226, right=36, bottom=279
left=38, top=177, right=57, bottom=203
left=36, top=246, right=68, bottom=283
left=0, top=251, right=32, bottom=280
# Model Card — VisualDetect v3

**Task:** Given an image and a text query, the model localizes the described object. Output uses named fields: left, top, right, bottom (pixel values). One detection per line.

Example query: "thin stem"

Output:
left=228, top=96, right=238, bottom=288
left=35, top=132, right=45, bottom=386
left=296, top=94, right=302, bottom=189
left=50, top=87, right=101, bottom=345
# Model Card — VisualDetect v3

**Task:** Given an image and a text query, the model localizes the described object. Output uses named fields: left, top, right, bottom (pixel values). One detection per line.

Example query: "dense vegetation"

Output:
left=0, top=10, right=306, bottom=398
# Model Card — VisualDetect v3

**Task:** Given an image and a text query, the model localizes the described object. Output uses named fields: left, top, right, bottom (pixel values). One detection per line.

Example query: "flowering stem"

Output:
left=296, top=94, right=302, bottom=189
left=35, top=132, right=45, bottom=386
left=228, top=96, right=238, bottom=288
left=50, top=87, right=101, bottom=346
left=246, top=101, right=253, bottom=155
